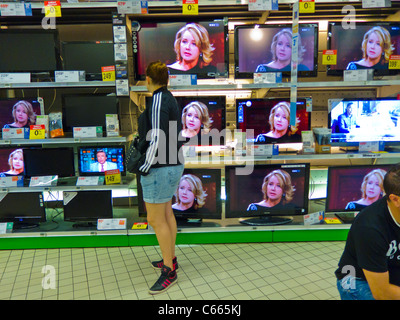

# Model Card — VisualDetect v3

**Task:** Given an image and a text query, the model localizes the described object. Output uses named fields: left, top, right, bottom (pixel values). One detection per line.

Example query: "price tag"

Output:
left=29, top=175, right=58, bottom=187
left=322, top=50, right=337, bottom=65
left=76, top=176, right=104, bottom=186
left=105, top=169, right=121, bottom=185
left=248, top=0, right=278, bottom=11
left=0, top=3, right=32, bottom=16
left=29, top=125, right=46, bottom=140
left=102, top=66, right=116, bottom=81
left=389, top=55, right=400, bottom=69
left=44, top=1, right=61, bottom=17
left=97, top=218, right=126, bottom=230
left=182, top=0, right=198, bottom=15
left=132, top=222, right=148, bottom=230
left=299, top=0, right=315, bottom=13
left=0, top=176, right=23, bottom=188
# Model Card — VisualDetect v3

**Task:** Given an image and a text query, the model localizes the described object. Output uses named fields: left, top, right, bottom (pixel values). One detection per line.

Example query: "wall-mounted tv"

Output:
left=234, top=23, right=318, bottom=78
left=61, top=41, right=115, bottom=80
left=132, top=19, right=228, bottom=80
left=236, top=98, right=310, bottom=144
left=225, top=163, right=310, bottom=226
left=0, top=29, right=61, bottom=77
left=78, top=146, right=125, bottom=176
left=0, top=98, right=44, bottom=130
left=329, top=98, right=400, bottom=146
left=327, top=22, right=400, bottom=76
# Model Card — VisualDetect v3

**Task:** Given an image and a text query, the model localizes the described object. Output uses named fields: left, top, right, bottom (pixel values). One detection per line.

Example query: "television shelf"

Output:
left=0, top=81, right=115, bottom=90
left=0, top=136, right=127, bottom=146
left=130, top=79, right=400, bottom=92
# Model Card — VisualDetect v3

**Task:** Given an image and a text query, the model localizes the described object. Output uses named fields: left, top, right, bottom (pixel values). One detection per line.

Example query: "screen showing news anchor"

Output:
left=78, top=146, right=125, bottom=176
left=0, top=98, right=43, bottom=130
left=328, top=23, right=400, bottom=74
left=236, top=98, right=310, bottom=144
left=133, top=19, right=227, bottom=80
left=329, top=99, right=400, bottom=145
left=234, top=24, right=318, bottom=78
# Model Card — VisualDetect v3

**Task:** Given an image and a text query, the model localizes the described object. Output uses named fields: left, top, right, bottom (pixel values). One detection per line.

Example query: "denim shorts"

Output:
left=337, top=276, right=375, bottom=300
left=140, top=164, right=184, bottom=204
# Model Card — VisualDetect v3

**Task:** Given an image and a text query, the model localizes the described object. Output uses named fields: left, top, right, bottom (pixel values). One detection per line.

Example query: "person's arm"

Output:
left=363, top=269, right=400, bottom=300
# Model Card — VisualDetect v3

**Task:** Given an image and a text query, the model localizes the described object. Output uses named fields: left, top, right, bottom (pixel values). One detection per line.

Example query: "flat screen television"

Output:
left=132, top=19, right=228, bottom=80
left=0, top=192, right=45, bottom=229
left=175, top=96, right=226, bottom=146
left=234, top=23, right=318, bottom=78
left=225, top=163, right=310, bottom=226
left=236, top=98, right=310, bottom=144
left=23, top=147, right=75, bottom=178
left=0, top=147, right=25, bottom=179
left=62, top=94, right=119, bottom=133
left=326, top=165, right=392, bottom=221
left=137, top=168, right=222, bottom=224
left=327, top=22, right=400, bottom=76
left=63, top=190, right=113, bottom=228
left=329, top=98, right=400, bottom=146
left=0, top=29, right=61, bottom=77
left=61, top=41, right=115, bottom=80
left=0, top=97, right=44, bottom=131
left=78, top=145, right=125, bottom=176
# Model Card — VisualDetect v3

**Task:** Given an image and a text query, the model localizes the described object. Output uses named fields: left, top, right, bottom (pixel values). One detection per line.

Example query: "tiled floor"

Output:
left=0, top=241, right=345, bottom=300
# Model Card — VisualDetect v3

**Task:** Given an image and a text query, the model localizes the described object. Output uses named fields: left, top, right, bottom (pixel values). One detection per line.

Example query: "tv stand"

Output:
left=72, top=221, right=97, bottom=229
left=239, top=216, right=293, bottom=226
left=13, top=222, right=40, bottom=230
left=176, top=217, right=202, bottom=227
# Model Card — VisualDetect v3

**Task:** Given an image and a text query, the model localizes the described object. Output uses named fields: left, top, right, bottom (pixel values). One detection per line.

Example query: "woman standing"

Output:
left=137, top=61, right=185, bottom=295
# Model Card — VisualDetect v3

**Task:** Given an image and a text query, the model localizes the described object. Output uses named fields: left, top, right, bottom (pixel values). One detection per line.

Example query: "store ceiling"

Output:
left=0, top=1, right=399, bottom=26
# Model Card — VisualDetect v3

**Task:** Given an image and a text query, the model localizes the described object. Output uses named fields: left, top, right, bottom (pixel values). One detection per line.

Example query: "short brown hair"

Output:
left=145, top=60, right=169, bottom=86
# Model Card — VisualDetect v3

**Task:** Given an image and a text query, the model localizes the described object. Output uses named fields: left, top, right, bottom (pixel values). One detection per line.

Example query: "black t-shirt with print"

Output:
left=335, top=196, right=400, bottom=286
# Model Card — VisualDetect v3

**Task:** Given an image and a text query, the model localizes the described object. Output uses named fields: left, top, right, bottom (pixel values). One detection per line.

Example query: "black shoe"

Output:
left=148, top=265, right=177, bottom=295
left=151, top=256, right=178, bottom=271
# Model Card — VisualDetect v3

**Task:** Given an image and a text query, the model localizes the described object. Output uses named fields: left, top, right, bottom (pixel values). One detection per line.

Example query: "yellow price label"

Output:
left=322, top=50, right=337, bottom=65
left=389, top=55, right=400, bottom=69
left=101, top=66, right=116, bottom=82
left=29, top=125, right=46, bottom=140
left=299, top=0, right=315, bottom=13
left=105, top=169, right=121, bottom=185
left=44, top=1, right=61, bottom=17
left=132, top=222, right=148, bottom=230
left=182, top=0, right=198, bottom=15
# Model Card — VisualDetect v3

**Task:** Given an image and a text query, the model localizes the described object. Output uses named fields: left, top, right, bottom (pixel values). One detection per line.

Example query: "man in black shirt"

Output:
left=335, top=163, right=400, bottom=300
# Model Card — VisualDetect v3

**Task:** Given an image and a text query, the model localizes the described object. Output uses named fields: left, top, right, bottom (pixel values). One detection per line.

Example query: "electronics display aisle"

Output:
left=0, top=0, right=400, bottom=249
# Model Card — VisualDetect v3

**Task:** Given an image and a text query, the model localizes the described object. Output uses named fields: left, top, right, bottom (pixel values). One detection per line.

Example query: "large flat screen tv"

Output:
left=0, top=147, right=24, bottom=178
left=326, top=165, right=392, bottom=215
left=327, top=22, right=400, bottom=76
left=78, top=145, right=125, bottom=176
left=0, top=29, right=61, bottom=77
left=234, top=23, right=318, bottom=78
left=0, top=192, right=46, bottom=229
left=329, top=98, right=400, bottom=146
left=225, top=163, right=310, bottom=226
left=132, top=19, right=228, bottom=80
left=61, top=41, right=115, bottom=80
left=62, top=94, right=119, bottom=133
left=236, top=98, right=310, bottom=144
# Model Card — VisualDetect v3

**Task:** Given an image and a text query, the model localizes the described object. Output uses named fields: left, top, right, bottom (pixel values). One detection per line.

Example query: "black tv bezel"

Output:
left=61, top=40, right=115, bottom=80
left=0, top=191, right=46, bottom=225
left=233, top=23, right=319, bottom=79
left=132, top=17, right=229, bottom=81
left=325, top=164, right=393, bottom=213
left=77, top=145, right=126, bottom=177
left=327, top=21, right=400, bottom=77
left=137, top=168, right=223, bottom=220
left=61, top=93, right=119, bottom=133
left=235, top=97, right=310, bottom=144
left=225, top=163, right=310, bottom=219
left=62, top=190, right=113, bottom=222
left=328, top=97, right=400, bottom=147
left=0, top=29, right=62, bottom=75
left=23, top=147, right=76, bottom=178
